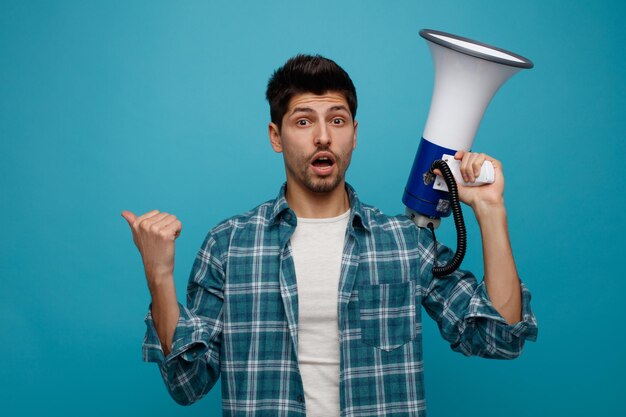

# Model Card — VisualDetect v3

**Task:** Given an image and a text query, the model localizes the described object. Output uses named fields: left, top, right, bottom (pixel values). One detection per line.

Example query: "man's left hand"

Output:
left=453, top=150, right=505, bottom=210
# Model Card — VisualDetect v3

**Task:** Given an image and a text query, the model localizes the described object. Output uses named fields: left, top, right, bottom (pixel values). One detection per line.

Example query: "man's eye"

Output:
left=296, top=119, right=309, bottom=126
left=332, top=118, right=344, bottom=125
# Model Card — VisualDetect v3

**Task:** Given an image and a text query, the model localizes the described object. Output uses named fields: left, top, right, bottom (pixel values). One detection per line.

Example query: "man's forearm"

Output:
left=121, top=209, right=183, bottom=356
left=474, top=201, right=522, bottom=324
left=148, top=273, right=181, bottom=356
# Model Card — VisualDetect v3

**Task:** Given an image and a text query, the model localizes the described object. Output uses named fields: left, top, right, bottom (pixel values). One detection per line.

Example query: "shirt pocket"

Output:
left=358, top=281, right=416, bottom=352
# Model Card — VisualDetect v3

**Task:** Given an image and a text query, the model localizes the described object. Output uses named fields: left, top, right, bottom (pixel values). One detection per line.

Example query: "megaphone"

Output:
left=403, top=29, right=533, bottom=276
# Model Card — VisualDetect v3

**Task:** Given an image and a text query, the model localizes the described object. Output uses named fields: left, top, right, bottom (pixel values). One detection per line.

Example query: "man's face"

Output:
left=269, top=92, right=358, bottom=194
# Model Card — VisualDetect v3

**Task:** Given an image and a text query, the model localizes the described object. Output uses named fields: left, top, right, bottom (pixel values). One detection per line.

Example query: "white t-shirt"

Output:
left=290, top=209, right=350, bottom=417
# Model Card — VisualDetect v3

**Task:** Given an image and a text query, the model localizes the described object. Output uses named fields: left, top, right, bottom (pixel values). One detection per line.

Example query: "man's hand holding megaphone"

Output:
left=435, top=150, right=520, bottom=324
left=432, top=151, right=505, bottom=211
left=446, top=151, right=505, bottom=211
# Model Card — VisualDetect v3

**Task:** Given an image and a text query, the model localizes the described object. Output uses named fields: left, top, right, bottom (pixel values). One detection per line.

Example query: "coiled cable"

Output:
left=428, top=159, right=467, bottom=277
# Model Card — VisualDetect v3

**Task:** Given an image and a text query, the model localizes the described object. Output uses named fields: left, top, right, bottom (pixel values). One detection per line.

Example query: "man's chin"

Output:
left=303, top=176, right=343, bottom=193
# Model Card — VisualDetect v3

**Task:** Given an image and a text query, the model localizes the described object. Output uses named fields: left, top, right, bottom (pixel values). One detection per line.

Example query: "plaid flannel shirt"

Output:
left=143, top=183, right=538, bottom=416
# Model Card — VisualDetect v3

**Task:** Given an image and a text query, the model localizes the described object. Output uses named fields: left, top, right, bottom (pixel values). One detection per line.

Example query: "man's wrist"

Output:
left=146, top=271, right=175, bottom=294
left=472, top=199, right=507, bottom=223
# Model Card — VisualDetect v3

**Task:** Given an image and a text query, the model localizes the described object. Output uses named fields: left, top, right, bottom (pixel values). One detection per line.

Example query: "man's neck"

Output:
left=285, top=180, right=350, bottom=219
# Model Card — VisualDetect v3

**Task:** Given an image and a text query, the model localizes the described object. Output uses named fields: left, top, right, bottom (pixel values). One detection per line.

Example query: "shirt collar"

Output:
left=269, top=182, right=371, bottom=233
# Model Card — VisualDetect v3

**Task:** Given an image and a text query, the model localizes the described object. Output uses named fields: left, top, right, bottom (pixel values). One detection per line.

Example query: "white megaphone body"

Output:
left=403, top=29, right=533, bottom=229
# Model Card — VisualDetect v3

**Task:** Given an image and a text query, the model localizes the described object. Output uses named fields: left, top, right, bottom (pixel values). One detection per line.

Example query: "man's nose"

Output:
left=314, top=123, right=331, bottom=146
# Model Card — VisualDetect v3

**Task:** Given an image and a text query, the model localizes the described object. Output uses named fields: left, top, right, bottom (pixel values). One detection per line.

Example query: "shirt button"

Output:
left=297, top=394, right=304, bottom=403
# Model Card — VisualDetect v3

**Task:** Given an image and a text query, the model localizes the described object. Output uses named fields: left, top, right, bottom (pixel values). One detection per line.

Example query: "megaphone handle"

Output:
left=428, top=159, right=467, bottom=277
left=433, top=156, right=495, bottom=192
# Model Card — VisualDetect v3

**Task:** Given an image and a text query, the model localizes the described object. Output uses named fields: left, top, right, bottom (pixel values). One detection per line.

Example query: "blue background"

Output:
left=1, top=0, right=625, bottom=416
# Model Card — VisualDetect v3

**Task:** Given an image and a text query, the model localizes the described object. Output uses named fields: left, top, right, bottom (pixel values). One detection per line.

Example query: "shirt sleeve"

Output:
left=416, top=226, right=538, bottom=359
left=142, top=230, right=225, bottom=404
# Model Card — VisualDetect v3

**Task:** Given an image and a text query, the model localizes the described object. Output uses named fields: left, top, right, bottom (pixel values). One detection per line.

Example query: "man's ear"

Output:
left=352, top=120, right=358, bottom=150
left=268, top=122, right=283, bottom=153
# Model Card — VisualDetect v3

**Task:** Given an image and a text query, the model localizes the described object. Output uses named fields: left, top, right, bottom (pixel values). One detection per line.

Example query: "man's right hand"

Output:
left=122, top=209, right=182, bottom=356
left=121, top=210, right=182, bottom=285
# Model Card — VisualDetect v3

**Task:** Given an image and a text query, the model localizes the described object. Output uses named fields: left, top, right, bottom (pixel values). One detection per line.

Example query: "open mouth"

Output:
left=310, top=153, right=336, bottom=175
left=312, top=156, right=334, bottom=168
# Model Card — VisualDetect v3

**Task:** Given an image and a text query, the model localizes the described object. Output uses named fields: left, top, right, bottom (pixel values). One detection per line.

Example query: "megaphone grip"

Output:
left=432, top=155, right=495, bottom=192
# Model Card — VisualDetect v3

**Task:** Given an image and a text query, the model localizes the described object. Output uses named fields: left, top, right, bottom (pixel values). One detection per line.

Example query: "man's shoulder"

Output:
left=357, top=200, right=418, bottom=233
left=207, top=198, right=277, bottom=240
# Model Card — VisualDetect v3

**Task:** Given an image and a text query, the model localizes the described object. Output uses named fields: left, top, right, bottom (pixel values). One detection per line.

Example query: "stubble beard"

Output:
left=290, top=149, right=351, bottom=194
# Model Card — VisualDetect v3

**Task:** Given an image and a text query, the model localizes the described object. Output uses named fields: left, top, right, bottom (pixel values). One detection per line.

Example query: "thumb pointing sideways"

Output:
left=121, top=210, right=137, bottom=227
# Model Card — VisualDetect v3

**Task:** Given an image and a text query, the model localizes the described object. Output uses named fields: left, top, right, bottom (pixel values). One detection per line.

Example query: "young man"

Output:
left=122, top=54, right=537, bottom=417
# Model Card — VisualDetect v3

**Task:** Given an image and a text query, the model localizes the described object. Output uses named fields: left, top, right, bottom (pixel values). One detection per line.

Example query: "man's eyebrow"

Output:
left=327, top=105, right=350, bottom=114
left=288, top=105, right=351, bottom=117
